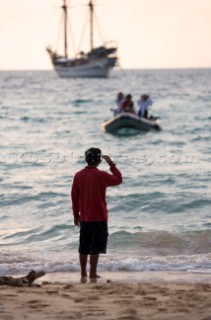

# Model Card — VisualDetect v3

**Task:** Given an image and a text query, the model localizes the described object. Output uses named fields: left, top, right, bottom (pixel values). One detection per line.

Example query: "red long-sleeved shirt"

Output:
left=71, top=162, right=122, bottom=222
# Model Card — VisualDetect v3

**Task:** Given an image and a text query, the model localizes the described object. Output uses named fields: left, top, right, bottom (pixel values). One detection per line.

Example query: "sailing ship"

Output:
left=46, top=0, right=118, bottom=78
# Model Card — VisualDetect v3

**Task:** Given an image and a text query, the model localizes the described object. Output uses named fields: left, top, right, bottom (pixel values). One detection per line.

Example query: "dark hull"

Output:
left=101, top=113, right=161, bottom=133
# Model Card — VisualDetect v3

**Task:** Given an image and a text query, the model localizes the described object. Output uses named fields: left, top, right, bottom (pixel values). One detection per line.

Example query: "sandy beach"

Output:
left=1, top=271, right=211, bottom=320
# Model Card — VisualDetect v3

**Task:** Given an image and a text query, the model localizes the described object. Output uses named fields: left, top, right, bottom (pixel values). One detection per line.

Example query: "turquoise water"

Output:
left=0, top=69, right=211, bottom=275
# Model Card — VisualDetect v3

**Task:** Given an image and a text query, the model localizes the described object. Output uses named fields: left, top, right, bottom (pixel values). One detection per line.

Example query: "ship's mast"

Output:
left=62, top=0, right=68, bottom=57
left=89, top=0, right=94, bottom=51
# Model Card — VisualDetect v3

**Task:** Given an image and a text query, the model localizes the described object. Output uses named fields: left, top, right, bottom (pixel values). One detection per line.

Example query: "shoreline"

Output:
left=1, top=271, right=211, bottom=319
left=40, top=270, right=211, bottom=285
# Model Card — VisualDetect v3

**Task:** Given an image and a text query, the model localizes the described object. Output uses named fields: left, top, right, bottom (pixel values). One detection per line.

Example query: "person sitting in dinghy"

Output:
left=121, top=94, right=136, bottom=114
left=112, top=92, right=125, bottom=116
left=137, top=94, right=153, bottom=118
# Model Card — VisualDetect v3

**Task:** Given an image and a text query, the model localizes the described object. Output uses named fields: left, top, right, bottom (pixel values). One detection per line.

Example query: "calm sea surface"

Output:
left=0, top=69, right=211, bottom=276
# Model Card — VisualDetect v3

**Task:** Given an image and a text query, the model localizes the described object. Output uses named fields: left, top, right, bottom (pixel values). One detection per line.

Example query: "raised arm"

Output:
left=102, top=155, right=122, bottom=186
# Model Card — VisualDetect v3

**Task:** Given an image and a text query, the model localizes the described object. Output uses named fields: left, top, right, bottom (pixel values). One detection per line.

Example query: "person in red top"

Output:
left=121, top=94, right=136, bottom=114
left=71, top=147, right=122, bottom=281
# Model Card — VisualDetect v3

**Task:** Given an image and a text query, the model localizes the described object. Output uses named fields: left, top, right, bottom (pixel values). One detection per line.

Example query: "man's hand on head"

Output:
left=102, top=155, right=112, bottom=164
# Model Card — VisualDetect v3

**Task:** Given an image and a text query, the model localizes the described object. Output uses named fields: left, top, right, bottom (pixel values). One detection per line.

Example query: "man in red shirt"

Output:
left=71, top=147, right=122, bottom=281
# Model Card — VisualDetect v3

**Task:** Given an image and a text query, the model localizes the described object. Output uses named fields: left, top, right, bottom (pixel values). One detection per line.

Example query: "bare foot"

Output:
left=90, top=274, right=101, bottom=278
left=90, top=274, right=101, bottom=282
left=80, top=276, right=87, bottom=284
left=81, top=272, right=87, bottom=277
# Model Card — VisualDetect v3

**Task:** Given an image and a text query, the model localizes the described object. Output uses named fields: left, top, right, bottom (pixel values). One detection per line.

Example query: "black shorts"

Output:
left=79, top=221, right=108, bottom=255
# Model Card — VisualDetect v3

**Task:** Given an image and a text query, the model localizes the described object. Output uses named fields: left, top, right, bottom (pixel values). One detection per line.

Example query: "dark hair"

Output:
left=85, top=148, right=102, bottom=165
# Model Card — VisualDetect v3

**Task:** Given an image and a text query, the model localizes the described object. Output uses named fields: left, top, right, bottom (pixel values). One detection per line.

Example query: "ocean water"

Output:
left=0, top=68, right=211, bottom=276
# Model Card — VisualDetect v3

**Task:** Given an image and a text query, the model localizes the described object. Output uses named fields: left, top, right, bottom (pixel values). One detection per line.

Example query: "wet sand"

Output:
left=0, top=271, right=211, bottom=320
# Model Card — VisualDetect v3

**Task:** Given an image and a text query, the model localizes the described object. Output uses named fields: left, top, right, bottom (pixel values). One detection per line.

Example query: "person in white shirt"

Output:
left=113, top=92, right=125, bottom=116
left=137, top=94, right=153, bottom=118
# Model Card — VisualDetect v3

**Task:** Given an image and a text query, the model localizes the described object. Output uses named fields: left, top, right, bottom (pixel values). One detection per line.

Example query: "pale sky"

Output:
left=0, top=0, right=211, bottom=70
